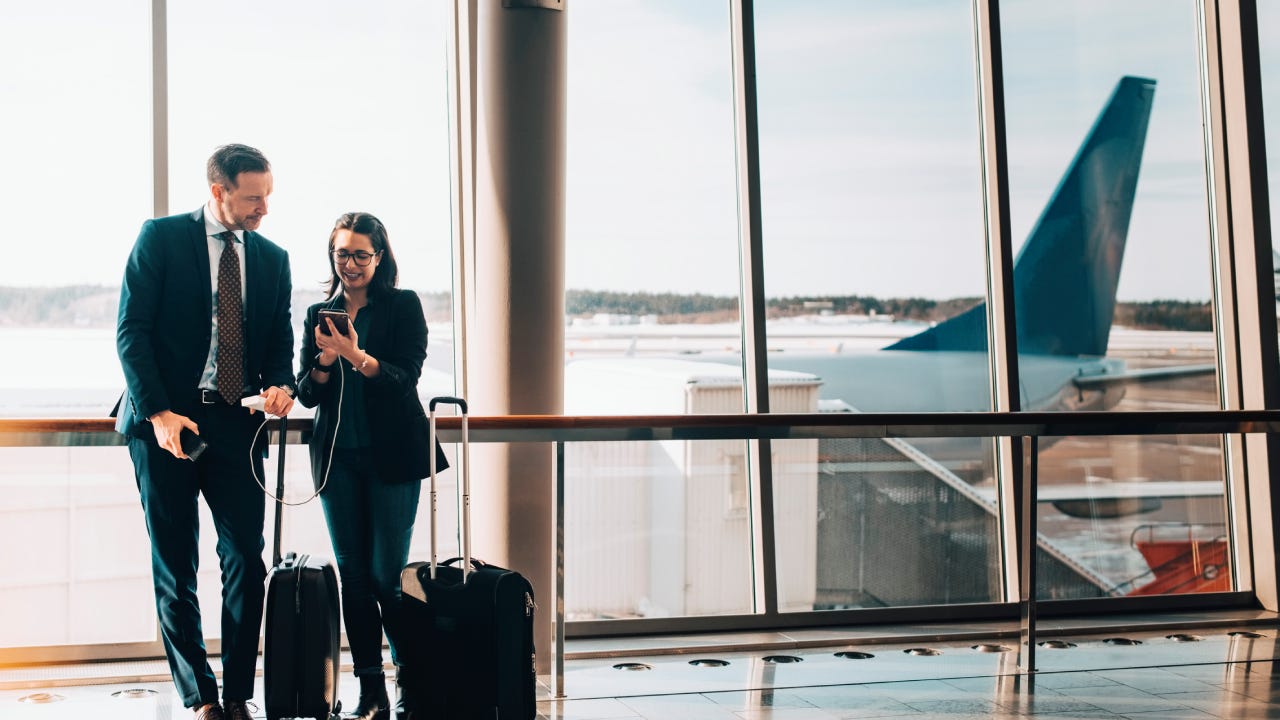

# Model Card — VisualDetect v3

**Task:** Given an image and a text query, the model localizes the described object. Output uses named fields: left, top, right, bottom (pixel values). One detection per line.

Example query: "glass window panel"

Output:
left=0, top=447, right=154, bottom=648
left=753, top=0, right=988, bottom=414
left=775, top=437, right=1002, bottom=610
left=0, top=1, right=151, bottom=418
left=565, top=440, right=754, bottom=619
left=0, top=435, right=453, bottom=653
left=1263, top=2, right=1280, bottom=334
left=563, top=1, right=743, bottom=405
left=1001, top=1, right=1217, bottom=412
left=753, top=0, right=998, bottom=612
left=562, top=4, right=746, bottom=619
left=167, top=0, right=454, bottom=640
left=1000, top=2, right=1230, bottom=598
left=1036, top=434, right=1229, bottom=597
left=167, top=0, right=455, bottom=398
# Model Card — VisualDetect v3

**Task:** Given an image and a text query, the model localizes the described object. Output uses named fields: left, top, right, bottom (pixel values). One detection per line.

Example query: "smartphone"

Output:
left=179, top=428, right=208, bottom=462
left=318, top=309, right=350, bottom=336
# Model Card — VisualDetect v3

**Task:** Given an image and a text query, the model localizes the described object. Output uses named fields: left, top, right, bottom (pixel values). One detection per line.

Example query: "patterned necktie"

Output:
left=216, top=231, right=244, bottom=405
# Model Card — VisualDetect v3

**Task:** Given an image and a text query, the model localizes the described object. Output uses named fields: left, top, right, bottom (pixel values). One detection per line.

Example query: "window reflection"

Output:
left=1037, top=434, right=1228, bottom=596
left=779, top=437, right=1004, bottom=610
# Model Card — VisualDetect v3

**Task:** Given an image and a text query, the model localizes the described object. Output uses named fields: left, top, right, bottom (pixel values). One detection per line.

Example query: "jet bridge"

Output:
left=814, top=434, right=1114, bottom=608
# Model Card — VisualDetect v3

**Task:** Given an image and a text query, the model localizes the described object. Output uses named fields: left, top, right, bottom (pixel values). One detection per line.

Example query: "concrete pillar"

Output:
left=467, top=0, right=565, bottom=674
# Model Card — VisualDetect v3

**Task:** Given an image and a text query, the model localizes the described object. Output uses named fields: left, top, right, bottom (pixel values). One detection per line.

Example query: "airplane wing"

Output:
left=972, top=479, right=1223, bottom=519
left=1036, top=480, right=1222, bottom=501
left=1071, top=363, right=1216, bottom=388
left=970, top=480, right=1222, bottom=503
left=1042, top=479, right=1223, bottom=519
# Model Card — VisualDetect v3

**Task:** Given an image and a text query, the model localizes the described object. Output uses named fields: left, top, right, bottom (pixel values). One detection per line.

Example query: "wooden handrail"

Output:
left=2, top=409, right=1279, bottom=443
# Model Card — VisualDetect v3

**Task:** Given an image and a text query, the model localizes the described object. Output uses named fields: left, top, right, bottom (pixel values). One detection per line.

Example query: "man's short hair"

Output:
left=207, top=144, right=271, bottom=189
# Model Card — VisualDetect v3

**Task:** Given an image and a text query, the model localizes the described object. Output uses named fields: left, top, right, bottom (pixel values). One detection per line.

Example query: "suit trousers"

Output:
left=129, top=402, right=267, bottom=708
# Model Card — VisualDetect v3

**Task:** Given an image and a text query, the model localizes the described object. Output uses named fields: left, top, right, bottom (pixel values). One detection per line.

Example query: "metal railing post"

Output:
left=554, top=440, right=566, bottom=698
left=1018, top=435, right=1038, bottom=673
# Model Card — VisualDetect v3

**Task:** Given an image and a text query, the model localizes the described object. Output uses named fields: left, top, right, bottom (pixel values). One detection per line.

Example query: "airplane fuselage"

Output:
left=767, top=350, right=1127, bottom=413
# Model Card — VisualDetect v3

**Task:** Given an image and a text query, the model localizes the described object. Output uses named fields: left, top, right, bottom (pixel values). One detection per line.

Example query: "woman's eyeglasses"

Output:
left=332, top=250, right=380, bottom=267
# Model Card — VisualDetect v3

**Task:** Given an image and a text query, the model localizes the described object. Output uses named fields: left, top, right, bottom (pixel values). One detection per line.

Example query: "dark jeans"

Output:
left=320, top=448, right=422, bottom=676
left=130, top=403, right=266, bottom=708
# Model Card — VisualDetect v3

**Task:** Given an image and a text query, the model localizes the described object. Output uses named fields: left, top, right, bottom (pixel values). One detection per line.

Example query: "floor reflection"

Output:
left=4, top=626, right=1280, bottom=719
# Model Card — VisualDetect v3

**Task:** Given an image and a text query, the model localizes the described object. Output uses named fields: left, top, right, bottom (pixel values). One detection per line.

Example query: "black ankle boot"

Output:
left=393, top=666, right=417, bottom=720
left=349, top=673, right=390, bottom=720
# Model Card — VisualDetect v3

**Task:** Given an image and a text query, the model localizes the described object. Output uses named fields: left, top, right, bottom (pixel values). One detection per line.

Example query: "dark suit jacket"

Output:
left=296, top=288, right=447, bottom=488
left=115, top=208, right=295, bottom=440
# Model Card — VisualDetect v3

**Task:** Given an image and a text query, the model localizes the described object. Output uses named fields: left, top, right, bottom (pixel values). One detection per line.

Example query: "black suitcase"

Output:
left=400, top=397, right=537, bottom=719
left=261, top=415, right=342, bottom=720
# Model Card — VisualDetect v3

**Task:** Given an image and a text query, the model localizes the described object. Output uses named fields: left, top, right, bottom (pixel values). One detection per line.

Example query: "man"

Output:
left=116, top=144, right=296, bottom=720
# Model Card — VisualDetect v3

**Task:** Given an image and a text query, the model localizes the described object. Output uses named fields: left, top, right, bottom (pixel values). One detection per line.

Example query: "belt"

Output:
left=200, top=389, right=252, bottom=405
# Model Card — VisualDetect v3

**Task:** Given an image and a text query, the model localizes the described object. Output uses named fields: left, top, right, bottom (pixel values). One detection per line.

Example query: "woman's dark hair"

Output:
left=325, top=212, right=399, bottom=298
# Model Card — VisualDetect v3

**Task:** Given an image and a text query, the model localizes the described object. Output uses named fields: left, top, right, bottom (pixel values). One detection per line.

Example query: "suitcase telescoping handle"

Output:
left=428, top=396, right=470, bottom=582
left=270, top=414, right=288, bottom=567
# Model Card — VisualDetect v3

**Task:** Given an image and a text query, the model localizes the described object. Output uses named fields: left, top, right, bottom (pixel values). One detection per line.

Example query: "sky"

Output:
left=2, top=0, right=1278, bottom=303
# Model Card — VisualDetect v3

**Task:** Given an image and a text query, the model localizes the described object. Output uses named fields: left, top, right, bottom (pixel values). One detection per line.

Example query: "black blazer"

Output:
left=115, top=208, right=294, bottom=440
left=296, top=288, right=447, bottom=487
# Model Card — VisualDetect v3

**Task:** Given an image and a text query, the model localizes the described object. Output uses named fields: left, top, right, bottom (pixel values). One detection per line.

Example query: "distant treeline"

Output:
left=0, top=286, right=1216, bottom=332
left=0, top=285, right=119, bottom=327
left=567, top=290, right=1217, bottom=332
left=0, top=286, right=452, bottom=328
left=566, top=290, right=741, bottom=323
left=564, top=291, right=987, bottom=324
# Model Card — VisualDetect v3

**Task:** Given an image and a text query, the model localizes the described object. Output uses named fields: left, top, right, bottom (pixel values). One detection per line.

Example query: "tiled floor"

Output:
left=5, top=625, right=1280, bottom=719
left=539, top=626, right=1280, bottom=719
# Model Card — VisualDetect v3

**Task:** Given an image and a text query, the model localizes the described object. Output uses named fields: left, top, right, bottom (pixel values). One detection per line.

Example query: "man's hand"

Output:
left=149, top=410, right=198, bottom=459
left=259, top=385, right=295, bottom=417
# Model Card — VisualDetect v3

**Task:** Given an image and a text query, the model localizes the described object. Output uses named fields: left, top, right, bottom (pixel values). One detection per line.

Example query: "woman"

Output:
left=296, top=212, right=446, bottom=720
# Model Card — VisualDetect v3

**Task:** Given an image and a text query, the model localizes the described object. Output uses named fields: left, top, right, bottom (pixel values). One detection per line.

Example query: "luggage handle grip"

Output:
left=418, top=557, right=487, bottom=582
left=429, top=396, right=467, bottom=413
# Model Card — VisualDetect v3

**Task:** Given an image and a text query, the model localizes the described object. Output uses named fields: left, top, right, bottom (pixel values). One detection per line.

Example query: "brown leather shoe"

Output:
left=223, top=700, right=256, bottom=720
left=193, top=703, right=225, bottom=720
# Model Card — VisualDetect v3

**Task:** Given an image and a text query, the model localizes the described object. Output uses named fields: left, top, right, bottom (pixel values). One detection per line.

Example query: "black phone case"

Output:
left=179, top=428, right=208, bottom=462
left=317, top=310, right=349, bottom=336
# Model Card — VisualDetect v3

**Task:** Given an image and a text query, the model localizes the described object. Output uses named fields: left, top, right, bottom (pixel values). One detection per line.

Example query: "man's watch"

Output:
left=277, top=385, right=295, bottom=398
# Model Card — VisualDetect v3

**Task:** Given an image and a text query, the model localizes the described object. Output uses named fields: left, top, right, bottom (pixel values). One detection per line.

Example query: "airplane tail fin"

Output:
left=889, top=76, right=1156, bottom=356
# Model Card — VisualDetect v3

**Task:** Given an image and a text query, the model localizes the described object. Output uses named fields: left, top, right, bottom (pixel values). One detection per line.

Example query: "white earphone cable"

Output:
left=252, top=354, right=344, bottom=506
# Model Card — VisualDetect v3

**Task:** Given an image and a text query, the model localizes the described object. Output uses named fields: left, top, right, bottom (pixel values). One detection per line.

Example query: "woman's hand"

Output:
left=313, top=323, right=340, bottom=369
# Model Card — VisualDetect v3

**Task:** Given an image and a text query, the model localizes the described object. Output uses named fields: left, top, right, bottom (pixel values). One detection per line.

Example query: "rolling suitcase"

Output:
left=261, top=415, right=342, bottom=720
left=400, top=396, right=537, bottom=719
